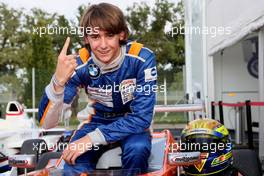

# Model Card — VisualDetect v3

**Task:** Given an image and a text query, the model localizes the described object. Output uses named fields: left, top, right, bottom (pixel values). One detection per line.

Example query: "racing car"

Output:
left=7, top=128, right=263, bottom=176
left=7, top=130, right=202, bottom=176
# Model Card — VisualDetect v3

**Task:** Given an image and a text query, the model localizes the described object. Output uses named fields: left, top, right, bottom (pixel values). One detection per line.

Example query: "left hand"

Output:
left=62, top=135, right=92, bottom=165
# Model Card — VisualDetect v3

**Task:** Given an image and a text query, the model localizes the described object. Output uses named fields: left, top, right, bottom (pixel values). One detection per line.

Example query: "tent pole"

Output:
left=258, top=28, right=264, bottom=168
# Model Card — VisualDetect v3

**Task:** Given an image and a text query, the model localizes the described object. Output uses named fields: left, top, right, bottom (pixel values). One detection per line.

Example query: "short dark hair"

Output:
left=80, top=3, right=129, bottom=44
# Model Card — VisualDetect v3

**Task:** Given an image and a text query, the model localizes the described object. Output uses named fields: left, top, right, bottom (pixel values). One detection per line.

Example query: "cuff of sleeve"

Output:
left=45, top=82, right=64, bottom=102
left=88, top=128, right=107, bottom=145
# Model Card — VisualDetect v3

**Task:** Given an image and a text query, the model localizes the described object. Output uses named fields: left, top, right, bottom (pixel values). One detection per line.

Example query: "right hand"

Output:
left=54, top=37, right=77, bottom=92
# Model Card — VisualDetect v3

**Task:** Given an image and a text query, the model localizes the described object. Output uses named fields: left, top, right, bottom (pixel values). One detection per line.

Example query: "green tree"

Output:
left=127, top=0, right=185, bottom=87
left=73, top=4, right=90, bottom=50
left=52, top=15, right=71, bottom=54
left=0, top=3, right=26, bottom=100
left=23, top=9, right=56, bottom=107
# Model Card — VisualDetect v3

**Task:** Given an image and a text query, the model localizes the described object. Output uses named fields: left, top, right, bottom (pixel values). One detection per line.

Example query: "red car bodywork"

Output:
left=28, top=130, right=180, bottom=176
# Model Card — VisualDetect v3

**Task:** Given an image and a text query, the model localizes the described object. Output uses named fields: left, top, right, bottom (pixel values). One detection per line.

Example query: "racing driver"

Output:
left=38, top=3, right=157, bottom=175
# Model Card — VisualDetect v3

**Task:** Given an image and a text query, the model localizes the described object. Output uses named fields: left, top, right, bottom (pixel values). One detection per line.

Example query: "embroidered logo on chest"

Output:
left=88, top=64, right=100, bottom=78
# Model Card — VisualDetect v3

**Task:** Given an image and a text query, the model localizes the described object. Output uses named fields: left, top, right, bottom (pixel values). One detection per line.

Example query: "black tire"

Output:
left=232, top=149, right=262, bottom=176
left=36, top=152, right=62, bottom=170
left=247, top=57, right=258, bottom=79
left=20, top=139, right=48, bottom=155
left=18, top=139, right=48, bottom=175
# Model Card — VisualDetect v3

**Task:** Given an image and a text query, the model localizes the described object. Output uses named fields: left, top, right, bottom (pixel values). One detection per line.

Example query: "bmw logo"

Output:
left=88, top=64, right=100, bottom=78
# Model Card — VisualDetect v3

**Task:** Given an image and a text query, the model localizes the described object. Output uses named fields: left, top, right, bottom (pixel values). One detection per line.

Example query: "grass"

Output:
left=154, top=112, right=187, bottom=124
left=59, top=112, right=188, bottom=129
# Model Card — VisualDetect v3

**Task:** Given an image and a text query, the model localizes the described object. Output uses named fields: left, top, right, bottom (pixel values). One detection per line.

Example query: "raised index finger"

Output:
left=60, top=37, right=70, bottom=55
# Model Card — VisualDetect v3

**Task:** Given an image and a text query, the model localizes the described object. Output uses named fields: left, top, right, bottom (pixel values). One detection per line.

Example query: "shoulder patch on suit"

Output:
left=78, top=48, right=90, bottom=64
left=128, top=42, right=143, bottom=56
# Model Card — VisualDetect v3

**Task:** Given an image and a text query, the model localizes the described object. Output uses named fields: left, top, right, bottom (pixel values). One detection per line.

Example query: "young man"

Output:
left=38, top=3, right=157, bottom=175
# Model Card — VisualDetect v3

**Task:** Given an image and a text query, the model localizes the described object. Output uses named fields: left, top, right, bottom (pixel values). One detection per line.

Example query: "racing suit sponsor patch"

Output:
left=87, top=86, right=113, bottom=107
left=144, top=66, right=157, bottom=82
left=120, top=79, right=136, bottom=104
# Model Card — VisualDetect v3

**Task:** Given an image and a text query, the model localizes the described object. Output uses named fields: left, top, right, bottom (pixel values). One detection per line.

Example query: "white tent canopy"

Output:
left=207, top=0, right=264, bottom=56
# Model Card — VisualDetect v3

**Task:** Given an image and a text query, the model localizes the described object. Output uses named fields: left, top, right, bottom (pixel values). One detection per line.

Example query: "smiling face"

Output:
left=80, top=3, right=129, bottom=64
left=85, top=30, right=125, bottom=64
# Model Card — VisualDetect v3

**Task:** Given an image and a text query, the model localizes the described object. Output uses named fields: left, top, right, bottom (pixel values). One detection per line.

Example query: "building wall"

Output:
left=213, top=42, right=259, bottom=130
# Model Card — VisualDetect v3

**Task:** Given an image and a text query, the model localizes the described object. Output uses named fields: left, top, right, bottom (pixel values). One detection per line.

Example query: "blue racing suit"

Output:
left=38, top=42, right=157, bottom=175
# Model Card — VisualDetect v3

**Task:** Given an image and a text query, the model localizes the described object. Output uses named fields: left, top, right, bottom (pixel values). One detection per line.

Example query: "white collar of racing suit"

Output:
left=91, top=45, right=126, bottom=74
